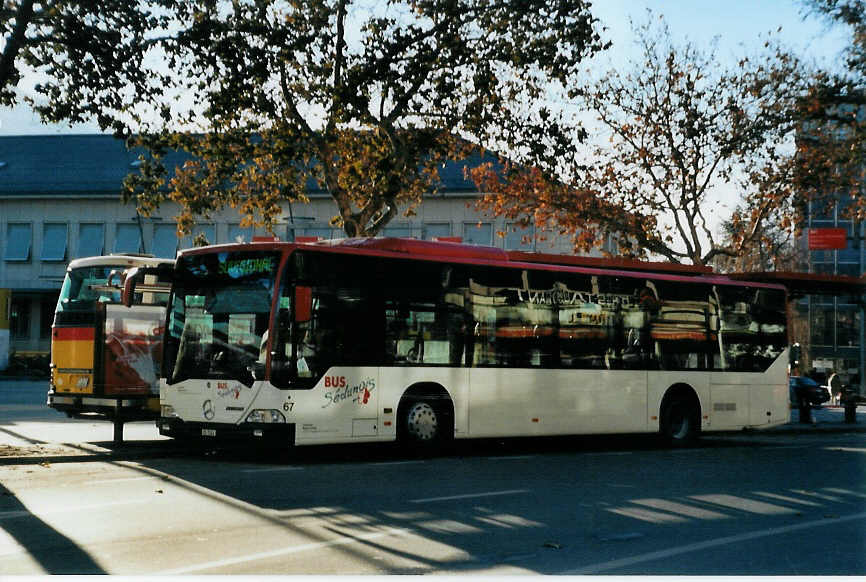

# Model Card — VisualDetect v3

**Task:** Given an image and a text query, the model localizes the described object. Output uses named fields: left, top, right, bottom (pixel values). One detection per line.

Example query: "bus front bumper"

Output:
left=158, top=417, right=296, bottom=446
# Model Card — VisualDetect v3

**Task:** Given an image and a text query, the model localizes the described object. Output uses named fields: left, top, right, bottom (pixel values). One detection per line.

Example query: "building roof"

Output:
left=0, top=134, right=147, bottom=195
left=0, top=134, right=490, bottom=197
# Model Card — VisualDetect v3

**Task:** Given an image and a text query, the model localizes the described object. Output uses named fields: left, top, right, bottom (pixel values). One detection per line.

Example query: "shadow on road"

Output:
left=0, top=483, right=107, bottom=574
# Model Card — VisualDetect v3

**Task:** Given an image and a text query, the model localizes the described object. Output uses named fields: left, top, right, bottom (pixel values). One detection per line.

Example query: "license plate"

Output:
left=201, top=429, right=217, bottom=437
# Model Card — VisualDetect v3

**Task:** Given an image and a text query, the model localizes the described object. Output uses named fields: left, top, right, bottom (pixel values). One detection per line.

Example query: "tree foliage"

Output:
left=714, top=206, right=805, bottom=273
left=791, top=0, right=866, bottom=225
left=0, top=1, right=171, bottom=134
left=472, top=14, right=806, bottom=267
left=119, top=0, right=607, bottom=237
left=805, top=0, right=866, bottom=76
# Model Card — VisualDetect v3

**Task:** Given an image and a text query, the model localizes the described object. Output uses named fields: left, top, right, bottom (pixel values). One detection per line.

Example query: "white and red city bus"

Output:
left=145, top=238, right=790, bottom=448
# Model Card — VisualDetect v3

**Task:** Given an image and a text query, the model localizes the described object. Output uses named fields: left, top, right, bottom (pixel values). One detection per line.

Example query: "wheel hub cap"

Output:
left=407, top=402, right=438, bottom=441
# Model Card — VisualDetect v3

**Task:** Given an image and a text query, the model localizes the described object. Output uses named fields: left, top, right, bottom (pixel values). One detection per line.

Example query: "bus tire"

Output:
left=660, top=394, right=700, bottom=447
left=398, top=398, right=452, bottom=452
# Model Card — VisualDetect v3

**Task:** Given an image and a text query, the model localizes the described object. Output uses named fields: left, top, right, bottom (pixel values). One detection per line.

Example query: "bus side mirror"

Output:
left=121, top=267, right=141, bottom=308
left=295, top=286, right=312, bottom=323
left=122, top=264, right=173, bottom=308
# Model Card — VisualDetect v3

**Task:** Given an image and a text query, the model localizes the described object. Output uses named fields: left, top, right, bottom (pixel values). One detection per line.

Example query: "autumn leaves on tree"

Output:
left=473, top=6, right=865, bottom=268
left=2, top=1, right=864, bottom=265
left=119, top=0, right=607, bottom=239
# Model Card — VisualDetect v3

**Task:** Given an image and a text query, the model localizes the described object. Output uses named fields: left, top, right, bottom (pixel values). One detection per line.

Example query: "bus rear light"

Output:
left=245, top=409, right=286, bottom=424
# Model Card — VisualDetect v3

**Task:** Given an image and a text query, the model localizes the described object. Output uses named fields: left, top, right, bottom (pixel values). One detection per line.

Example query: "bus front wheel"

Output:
left=660, top=396, right=699, bottom=446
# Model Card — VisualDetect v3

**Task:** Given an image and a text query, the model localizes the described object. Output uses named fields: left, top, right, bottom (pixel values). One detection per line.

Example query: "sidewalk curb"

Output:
left=0, top=441, right=181, bottom=465
left=762, top=425, right=866, bottom=435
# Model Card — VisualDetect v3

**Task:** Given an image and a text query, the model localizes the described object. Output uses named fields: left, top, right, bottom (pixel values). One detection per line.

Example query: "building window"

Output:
left=4, top=223, right=32, bottom=261
left=837, top=305, right=861, bottom=348
left=10, top=297, right=29, bottom=339
left=78, top=223, right=104, bottom=257
left=504, top=223, right=535, bottom=251
left=180, top=224, right=215, bottom=248
left=810, top=304, right=835, bottom=347
left=152, top=224, right=179, bottom=258
left=809, top=219, right=837, bottom=274
left=228, top=224, right=253, bottom=244
left=114, top=224, right=142, bottom=253
left=423, top=223, right=451, bottom=241
left=382, top=225, right=412, bottom=238
left=41, top=223, right=68, bottom=261
left=463, top=222, right=493, bottom=246
left=302, top=227, right=334, bottom=240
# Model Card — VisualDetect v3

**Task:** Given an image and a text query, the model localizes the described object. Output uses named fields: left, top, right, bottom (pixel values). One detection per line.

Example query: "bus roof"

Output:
left=66, top=254, right=175, bottom=271
left=177, top=237, right=788, bottom=290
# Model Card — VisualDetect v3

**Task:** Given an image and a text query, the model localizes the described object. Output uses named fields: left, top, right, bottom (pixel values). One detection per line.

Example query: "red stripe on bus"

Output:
left=53, top=327, right=95, bottom=341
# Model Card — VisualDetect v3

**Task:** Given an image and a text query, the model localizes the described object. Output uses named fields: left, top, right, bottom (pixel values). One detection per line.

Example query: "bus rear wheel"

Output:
left=398, top=397, right=454, bottom=454
left=661, top=397, right=699, bottom=447
left=404, top=401, right=440, bottom=442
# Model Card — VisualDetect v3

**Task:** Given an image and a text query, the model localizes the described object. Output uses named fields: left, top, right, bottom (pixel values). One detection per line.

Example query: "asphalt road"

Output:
left=1, top=380, right=865, bottom=575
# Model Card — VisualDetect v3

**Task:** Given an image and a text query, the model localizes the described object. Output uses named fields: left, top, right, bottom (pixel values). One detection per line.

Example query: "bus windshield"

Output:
left=164, top=251, right=280, bottom=386
left=57, top=266, right=127, bottom=311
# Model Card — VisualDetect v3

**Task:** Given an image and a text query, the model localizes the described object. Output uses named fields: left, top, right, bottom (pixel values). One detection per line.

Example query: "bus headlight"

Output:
left=76, top=376, right=90, bottom=389
left=161, top=404, right=178, bottom=418
left=245, top=409, right=286, bottom=424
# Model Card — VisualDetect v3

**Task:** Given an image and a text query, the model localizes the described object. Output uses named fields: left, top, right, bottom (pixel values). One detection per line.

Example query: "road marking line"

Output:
left=753, top=491, right=822, bottom=507
left=156, top=527, right=411, bottom=574
left=242, top=466, right=304, bottom=473
left=483, top=455, right=536, bottom=460
left=561, top=510, right=866, bottom=575
left=369, top=460, right=426, bottom=466
left=789, top=489, right=844, bottom=503
left=824, top=487, right=866, bottom=499
left=410, top=489, right=529, bottom=503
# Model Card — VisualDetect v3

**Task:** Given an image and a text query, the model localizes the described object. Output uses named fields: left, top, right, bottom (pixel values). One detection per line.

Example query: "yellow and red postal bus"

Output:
left=48, top=254, right=173, bottom=440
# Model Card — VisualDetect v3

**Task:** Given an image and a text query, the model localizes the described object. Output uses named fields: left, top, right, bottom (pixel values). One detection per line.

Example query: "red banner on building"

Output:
left=808, top=228, right=848, bottom=250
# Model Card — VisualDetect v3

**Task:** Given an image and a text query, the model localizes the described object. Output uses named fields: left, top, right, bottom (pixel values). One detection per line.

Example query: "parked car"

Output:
left=789, top=376, right=831, bottom=407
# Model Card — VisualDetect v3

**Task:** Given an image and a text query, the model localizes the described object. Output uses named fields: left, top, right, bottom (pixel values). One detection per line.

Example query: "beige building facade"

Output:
left=0, top=134, right=604, bottom=358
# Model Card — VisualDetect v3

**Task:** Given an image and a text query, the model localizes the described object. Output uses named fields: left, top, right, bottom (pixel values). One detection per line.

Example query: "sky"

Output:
left=0, top=0, right=853, bottom=136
